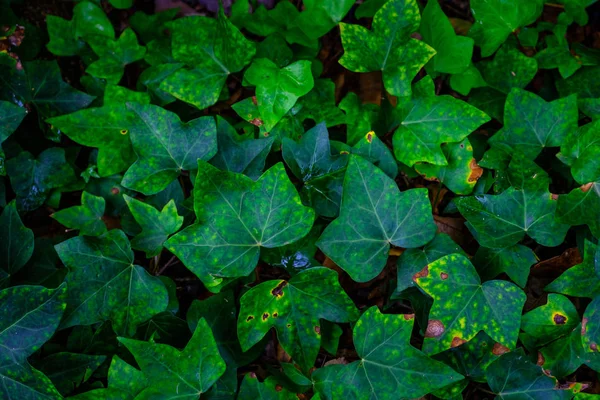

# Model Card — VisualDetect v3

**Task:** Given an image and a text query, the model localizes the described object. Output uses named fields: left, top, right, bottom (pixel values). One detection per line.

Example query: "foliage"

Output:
left=2, top=0, right=600, bottom=398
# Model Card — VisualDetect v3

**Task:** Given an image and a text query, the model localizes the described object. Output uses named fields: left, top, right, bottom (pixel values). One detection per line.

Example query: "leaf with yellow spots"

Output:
left=282, top=123, right=348, bottom=217
left=338, top=0, right=436, bottom=97
left=330, top=306, right=463, bottom=399
left=583, top=296, right=600, bottom=353
left=317, top=155, right=436, bottom=282
left=486, top=349, right=577, bottom=399
left=414, top=254, right=526, bottom=355
left=545, top=240, right=600, bottom=299
left=237, top=268, right=358, bottom=371
left=160, top=8, right=256, bottom=110
left=0, top=284, right=66, bottom=399
left=521, top=294, right=580, bottom=347
left=121, top=103, right=217, bottom=196
left=55, top=229, right=169, bottom=336
left=166, top=161, right=315, bottom=290
left=118, top=318, right=225, bottom=399
left=415, top=139, right=481, bottom=195
left=46, top=106, right=137, bottom=177
left=392, top=92, right=490, bottom=167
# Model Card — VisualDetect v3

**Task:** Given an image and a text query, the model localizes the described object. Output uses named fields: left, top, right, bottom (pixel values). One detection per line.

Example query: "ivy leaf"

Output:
left=0, top=201, right=34, bottom=285
left=486, top=350, right=574, bottom=399
left=244, top=58, right=314, bottom=130
left=0, top=100, right=26, bottom=174
left=121, top=103, right=217, bottom=195
left=317, top=155, right=436, bottom=282
left=478, top=42, right=538, bottom=94
left=103, top=84, right=151, bottom=106
left=583, top=297, right=600, bottom=353
left=489, top=89, right=578, bottom=158
left=339, top=0, right=436, bottom=97
left=473, top=244, right=538, bottom=288
left=0, top=60, right=94, bottom=120
left=468, top=0, right=544, bottom=57
left=558, top=119, right=600, bottom=181
left=293, top=79, right=346, bottom=128
left=238, top=267, right=358, bottom=371
left=118, top=318, right=226, bottom=398
left=33, top=352, right=106, bottom=396
left=130, top=9, right=178, bottom=43
left=0, top=284, right=67, bottom=399
left=287, top=0, right=354, bottom=41
left=51, top=192, right=106, bottom=237
left=420, top=0, right=474, bottom=74
left=414, top=254, right=526, bottom=355
left=342, top=131, right=398, bottom=179
left=46, top=15, right=85, bottom=56
left=415, top=139, right=482, bottom=195
left=557, top=182, right=600, bottom=238
left=238, top=374, right=297, bottom=400
left=72, top=1, right=114, bottom=40
left=210, top=117, right=274, bottom=180
left=160, top=9, right=256, bottom=110
left=521, top=294, right=580, bottom=346
left=86, top=28, right=146, bottom=84
left=6, top=148, right=76, bottom=212
left=282, top=123, right=348, bottom=217
left=46, top=106, right=136, bottom=177
left=55, top=229, right=169, bottom=336
left=331, top=307, right=463, bottom=399
left=124, top=195, right=183, bottom=258
left=392, top=93, right=490, bottom=166
left=455, top=182, right=570, bottom=249
left=546, top=240, right=600, bottom=298
left=339, top=92, right=379, bottom=146
left=555, top=0, right=598, bottom=25
left=166, top=161, right=315, bottom=290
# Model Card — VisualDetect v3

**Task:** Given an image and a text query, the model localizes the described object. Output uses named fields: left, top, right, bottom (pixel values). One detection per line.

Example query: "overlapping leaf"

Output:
left=0, top=201, right=33, bottom=286
left=546, top=240, right=600, bottom=298
left=52, top=192, right=106, bottom=236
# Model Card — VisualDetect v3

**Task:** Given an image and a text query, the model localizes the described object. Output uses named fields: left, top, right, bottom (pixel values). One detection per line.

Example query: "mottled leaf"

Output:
left=86, top=28, right=145, bottom=84
left=52, top=192, right=106, bottom=236
left=478, top=42, right=538, bottom=94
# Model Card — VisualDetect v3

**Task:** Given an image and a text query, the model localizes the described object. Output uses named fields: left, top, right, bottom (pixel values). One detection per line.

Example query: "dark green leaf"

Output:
left=52, top=192, right=106, bottom=236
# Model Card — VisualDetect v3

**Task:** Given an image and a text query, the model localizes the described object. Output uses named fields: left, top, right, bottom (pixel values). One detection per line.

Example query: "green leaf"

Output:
left=339, top=0, right=436, bottom=97
left=244, top=58, right=314, bottom=130
left=449, top=64, right=487, bottom=96
left=238, top=374, right=297, bottom=400
left=46, top=15, right=85, bottom=56
left=583, top=296, right=600, bottom=353
left=455, top=182, right=570, bottom=249
left=414, top=253, right=526, bottom=355
left=557, top=182, right=600, bottom=238
left=392, top=93, right=490, bottom=166
left=282, top=123, right=348, bottom=217
left=420, top=0, right=474, bottom=74
left=331, top=306, right=463, bottom=399
left=103, top=84, right=151, bottom=106
left=546, top=240, right=600, bottom=298
left=415, top=139, right=481, bottom=195
left=166, top=161, right=315, bottom=289
left=118, top=318, right=226, bottom=399
left=0, top=201, right=33, bottom=284
left=124, top=195, right=183, bottom=258
left=52, top=192, right=106, bottom=236
left=473, top=244, right=537, bottom=288
left=0, top=284, right=67, bottom=399
left=293, top=79, right=346, bottom=128
left=339, top=92, right=379, bottom=146
left=46, top=106, right=136, bottom=177
left=34, top=352, right=106, bottom=396
left=109, top=0, right=133, bottom=9
left=558, top=120, right=600, bottom=184
left=486, top=350, right=573, bottom=399
left=130, top=9, right=178, bottom=43
left=86, top=28, right=145, bottom=84
left=238, top=267, right=358, bottom=370
left=317, top=155, right=436, bottom=282
left=478, top=42, right=538, bottom=94
left=0, top=100, right=26, bottom=146
left=347, top=131, right=398, bottom=179
left=0, top=60, right=95, bottom=120
left=468, top=0, right=543, bottom=57
left=6, top=148, right=76, bottom=212
left=288, top=0, right=354, bottom=40
left=210, top=116, right=274, bottom=180
left=160, top=9, right=256, bottom=110
left=521, top=293, right=580, bottom=345
left=72, top=1, right=114, bottom=40
left=489, top=89, right=578, bottom=158
left=55, top=229, right=169, bottom=336
left=121, top=103, right=217, bottom=195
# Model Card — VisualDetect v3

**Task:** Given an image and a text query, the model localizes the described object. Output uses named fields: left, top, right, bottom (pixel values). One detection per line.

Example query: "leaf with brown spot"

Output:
left=521, top=294, right=579, bottom=347
left=582, top=296, right=600, bottom=354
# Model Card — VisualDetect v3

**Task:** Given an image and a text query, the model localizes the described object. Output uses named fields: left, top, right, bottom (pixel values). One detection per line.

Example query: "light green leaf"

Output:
left=414, top=254, right=526, bottom=355
left=339, top=0, right=436, bottom=97
left=121, top=103, right=217, bottom=195
left=331, top=307, right=463, bottom=399
left=317, top=155, right=436, bottom=282
left=55, top=229, right=169, bottom=336
left=238, top=268, right=358, bottom=370
left=52, top=192, right=106, bottom=236
left=166, top=161, right=315, bottom=290
left=124, top=195, right=183, bottom=258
